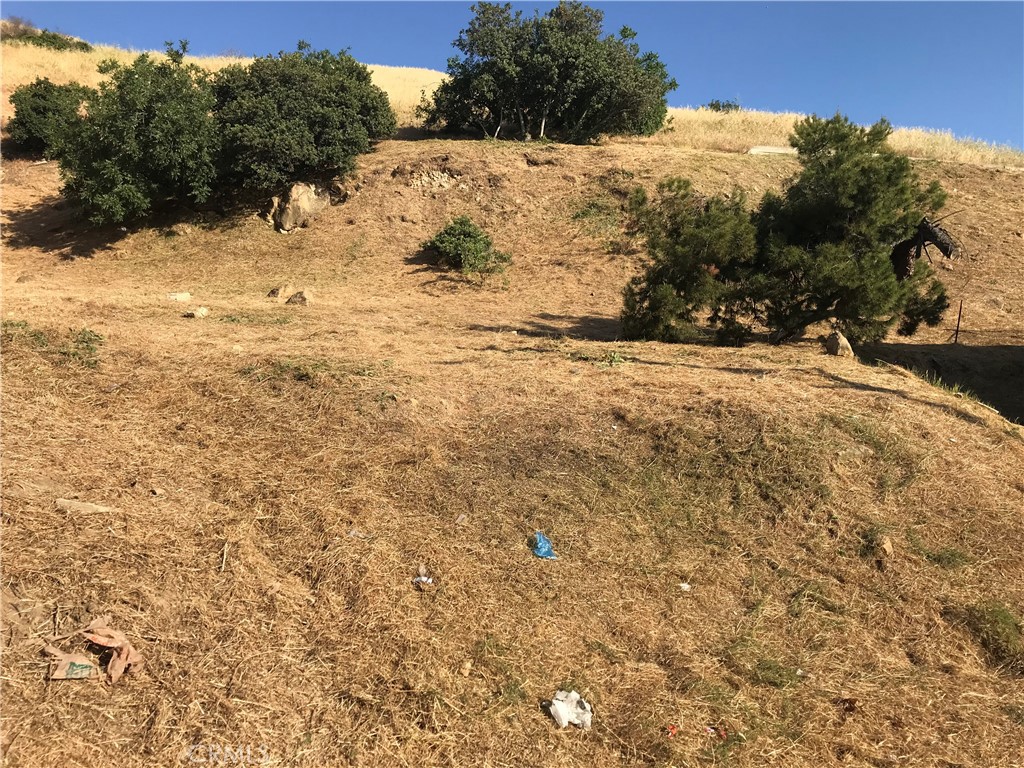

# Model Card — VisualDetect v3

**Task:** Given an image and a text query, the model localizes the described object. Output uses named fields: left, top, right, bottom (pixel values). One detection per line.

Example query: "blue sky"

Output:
left=5, top=2, right=1023, bottom=148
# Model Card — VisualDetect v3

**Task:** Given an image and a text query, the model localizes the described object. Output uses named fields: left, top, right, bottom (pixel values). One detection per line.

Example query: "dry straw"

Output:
left=3, top=133, right=1023, bottom=766
left=2, top=29, right=1023, bottom=768
left=2, top=34, right=1021, bottom=168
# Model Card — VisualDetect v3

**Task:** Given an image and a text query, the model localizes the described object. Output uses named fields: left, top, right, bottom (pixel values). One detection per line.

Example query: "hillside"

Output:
left=3, top=40, right=1024, bottom=768
left=3, top=35, right=1022, bottom=167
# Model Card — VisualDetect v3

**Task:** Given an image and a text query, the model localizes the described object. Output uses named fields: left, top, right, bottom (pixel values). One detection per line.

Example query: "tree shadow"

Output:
left=1, top=193, right=127, bottom=259
left=857, top=341, right=1024, bottom=424
left=811, top=368, right=990, bottom=426
left=3, top=192, right=242, bottom=260
left=467, top=312, right=621, bottom=341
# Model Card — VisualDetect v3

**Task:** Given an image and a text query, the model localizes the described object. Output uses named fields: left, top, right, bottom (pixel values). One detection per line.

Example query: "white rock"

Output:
left=56, top=498, right=115, bottom=514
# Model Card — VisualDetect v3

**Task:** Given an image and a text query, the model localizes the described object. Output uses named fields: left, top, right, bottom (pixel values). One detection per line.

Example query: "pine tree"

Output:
left=622, top=114, right=951, bottom=345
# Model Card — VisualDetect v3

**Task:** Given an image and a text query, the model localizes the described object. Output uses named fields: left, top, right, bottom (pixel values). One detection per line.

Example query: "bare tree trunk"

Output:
left=539, top=110, right=547, bottom=140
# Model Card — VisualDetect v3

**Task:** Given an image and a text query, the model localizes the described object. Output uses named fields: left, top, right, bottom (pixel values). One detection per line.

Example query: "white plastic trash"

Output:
left=545, top=689, right=593, bottom=730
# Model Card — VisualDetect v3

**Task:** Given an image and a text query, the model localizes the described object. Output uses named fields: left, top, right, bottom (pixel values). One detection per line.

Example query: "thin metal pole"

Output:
left=953, top=300, right=963, bottom=344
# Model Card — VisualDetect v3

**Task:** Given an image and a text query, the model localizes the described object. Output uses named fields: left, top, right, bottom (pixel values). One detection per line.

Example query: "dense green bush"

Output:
left=213, top=43, right=396, bottom=194
left=420, top=1, right=676, bottom=143
left=53, top=41, right=394, bottom=224
left=622, top=179, right=755, bottom=343
left=622, top=114, right=950, bottom=345
left=7, top=78, right=93, bottom=156
left=421, top=216, right=511, bottom=274
left=58, top=43, right=219, bottom=224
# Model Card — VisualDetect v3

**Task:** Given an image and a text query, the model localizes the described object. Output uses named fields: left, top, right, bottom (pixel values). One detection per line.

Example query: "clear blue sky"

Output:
left=5, top=2, right=1023, bottom=148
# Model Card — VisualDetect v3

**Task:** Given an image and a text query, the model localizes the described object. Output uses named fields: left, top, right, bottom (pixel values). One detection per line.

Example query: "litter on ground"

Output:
left=44, top=615, right=143, bottom=684
left=531, top=531, right=557, bottom=560
left=544, top=689, right=593, bottom=729
left=412, top=563, right=434, bottom=588
left=43, top=646, right=100, bottom=680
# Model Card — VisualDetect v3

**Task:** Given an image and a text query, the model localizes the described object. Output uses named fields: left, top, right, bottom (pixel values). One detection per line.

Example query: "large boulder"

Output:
left=266, top=183, right=330, bottom=233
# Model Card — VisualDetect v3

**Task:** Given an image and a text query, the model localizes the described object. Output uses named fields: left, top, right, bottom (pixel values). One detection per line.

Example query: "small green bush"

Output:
left=1, top=20, right=92, bottom=51
left=21, top=29, right=92, bottom=52
left=704, top=99, right=740, bottom=113
left=213, top=42, right=396, bottom=195
left=7, top=78, right=93, bottom=157
left=421, top=216, right=511, bottom=274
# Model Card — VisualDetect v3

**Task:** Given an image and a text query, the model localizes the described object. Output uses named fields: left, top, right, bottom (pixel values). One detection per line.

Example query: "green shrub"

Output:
left=20, top=29, right=92, bottom=52
left=213, top=42, right=396, bottom=195
left=704, top=99, right=740, bottom=113
left=420, top=1, right=676, bottom=143
left=1, top=20, right=92, bottom=51
left=622, top=114, right=950, bottom=345
left=7, top=78, right=93, bottom=157
left=621, top=179, right=756, bottom=343
left=421, top=216, right=511, bottom=274
left=58, top=43, right=219, bottom=224
left=964, top=601, right=1024, bottom=675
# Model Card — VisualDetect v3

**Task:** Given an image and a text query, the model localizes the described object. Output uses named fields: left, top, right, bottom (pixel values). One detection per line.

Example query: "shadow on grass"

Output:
left=2, top=192, right=238, bottom=261
left=1, top=193, right=127, bottom=259
left=858, top=341, right=1024, bottom=424
left=468, top=312, right=621, bottom=341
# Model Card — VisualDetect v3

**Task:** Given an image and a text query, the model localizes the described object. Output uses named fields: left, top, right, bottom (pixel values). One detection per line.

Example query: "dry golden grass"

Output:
left=3, top=135, right=1024, bottom=767
left=631, top=107, right=1024, bottom=168
left=366, top=64, right=445, bottom=126
left=6, top=34, right=1023, bottom=167
left=0, top=38, right=441, bottom=132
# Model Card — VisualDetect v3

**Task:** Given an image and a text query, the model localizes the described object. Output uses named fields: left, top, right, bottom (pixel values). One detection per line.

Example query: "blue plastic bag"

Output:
left=532, top=531, right=558, bottom=560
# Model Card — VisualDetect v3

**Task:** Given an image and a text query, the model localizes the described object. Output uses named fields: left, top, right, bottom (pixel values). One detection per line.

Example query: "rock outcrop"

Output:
left=265, top=183, right=330, bottom=233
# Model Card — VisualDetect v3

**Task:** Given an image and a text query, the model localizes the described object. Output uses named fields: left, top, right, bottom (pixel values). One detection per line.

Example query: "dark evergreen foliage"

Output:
left=7, top=78, right=93, bottom=157
left=421, top=216, right=511, bottom=274
left=704, top=99, right=741, bottom=113
left=420, top=1, right=677, bottom=143
left=622, top=114, right=950, bottom=345
left=55, top=42, right=395, bottom=224
left=213, top=43, right=396, bottom=194
left=58, top=43, right=220, bottom=224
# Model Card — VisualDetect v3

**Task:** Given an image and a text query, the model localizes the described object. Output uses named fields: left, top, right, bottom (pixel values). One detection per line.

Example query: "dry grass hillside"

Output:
left=3, top=31, right=1022, bottom=167
left=0, top=35, right=439, bottom=127
left=3, top=37, right=1024, bottom=768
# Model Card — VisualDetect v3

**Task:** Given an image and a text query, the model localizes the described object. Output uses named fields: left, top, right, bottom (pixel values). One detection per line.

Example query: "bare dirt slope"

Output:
left=3, top=138, right=1024, bottom=768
